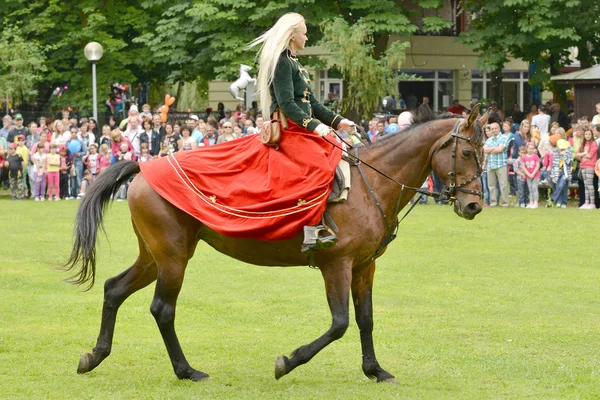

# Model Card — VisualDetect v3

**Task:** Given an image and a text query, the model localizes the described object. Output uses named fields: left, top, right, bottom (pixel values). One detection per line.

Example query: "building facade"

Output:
left=209, top=3, right=550, bottom=114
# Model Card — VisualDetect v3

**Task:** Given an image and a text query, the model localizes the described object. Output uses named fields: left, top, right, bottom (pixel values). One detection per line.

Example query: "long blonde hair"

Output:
left=247, top=13, right=305, bottom=116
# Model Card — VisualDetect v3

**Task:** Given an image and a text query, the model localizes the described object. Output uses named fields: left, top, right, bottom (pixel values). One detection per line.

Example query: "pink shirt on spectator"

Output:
left=522, top=154, right=540, bottom=179
left=580, top=140, right=598, bottom=169
left=111, top=137, right=134, bottom=157
left=542, top=151, right=553, bottom=170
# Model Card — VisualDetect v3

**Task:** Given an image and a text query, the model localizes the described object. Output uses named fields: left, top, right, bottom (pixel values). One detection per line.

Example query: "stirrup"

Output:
left=301, top=224, right=338, bottom=258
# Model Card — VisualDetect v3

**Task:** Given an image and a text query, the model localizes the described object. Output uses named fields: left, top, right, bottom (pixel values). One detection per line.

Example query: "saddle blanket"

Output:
left=139, top=120, right=342, bottom=240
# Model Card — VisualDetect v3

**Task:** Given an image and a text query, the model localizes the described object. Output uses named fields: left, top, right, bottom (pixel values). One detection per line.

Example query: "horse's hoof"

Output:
left=191, top=373, right=211, bottom=382
left=274, top=355, right=290, bottom=380
left=77, top=353, right=93, bottom=374
left=379, top=377, right=399, bottom=385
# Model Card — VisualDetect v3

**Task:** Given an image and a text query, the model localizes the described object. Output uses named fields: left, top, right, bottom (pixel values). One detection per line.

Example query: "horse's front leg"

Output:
left=351, top=261, right=397, bottom=383
left=274, top=260, right=352, bottom=380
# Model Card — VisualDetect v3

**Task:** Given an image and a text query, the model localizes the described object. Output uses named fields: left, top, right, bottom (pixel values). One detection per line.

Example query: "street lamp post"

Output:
left=84, top=42, right=104, bottom=123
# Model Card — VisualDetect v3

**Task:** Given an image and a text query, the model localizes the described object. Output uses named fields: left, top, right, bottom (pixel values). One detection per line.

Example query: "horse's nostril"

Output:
left=465, top=202, right=482, bottom=216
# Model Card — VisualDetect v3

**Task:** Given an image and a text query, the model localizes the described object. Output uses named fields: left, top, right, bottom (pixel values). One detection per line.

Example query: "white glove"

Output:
left=314, top=123, right=331, bottom=137
left=340, top=118, right=355, bottom=127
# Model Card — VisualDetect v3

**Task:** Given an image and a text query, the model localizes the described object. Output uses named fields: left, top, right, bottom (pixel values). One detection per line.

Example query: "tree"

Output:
left=459, top=0, right=600, bottom=102
left=0, top=25, right=47, bottom=104
left=136, top=0, right=451, bottom=114
left=320, top=18, right=410, bottom=119
left=0, top=0, right=164, bottom=114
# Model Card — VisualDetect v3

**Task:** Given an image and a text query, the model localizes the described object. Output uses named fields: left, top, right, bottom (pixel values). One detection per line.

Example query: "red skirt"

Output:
left=139, top=120, right=342, bottom=240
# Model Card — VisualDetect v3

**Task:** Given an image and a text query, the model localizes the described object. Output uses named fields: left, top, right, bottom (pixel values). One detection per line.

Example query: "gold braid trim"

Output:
left=331, top=115, right=342, bottom=127
left=302, top=118, right=313, bottom=128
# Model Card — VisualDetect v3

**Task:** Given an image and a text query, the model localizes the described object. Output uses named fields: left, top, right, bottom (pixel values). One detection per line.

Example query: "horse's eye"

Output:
left=462, top=149, right=472, bottom=158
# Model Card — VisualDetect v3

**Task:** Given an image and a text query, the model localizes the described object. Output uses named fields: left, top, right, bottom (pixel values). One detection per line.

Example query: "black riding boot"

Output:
left=301, top=225, right=338, bottom=265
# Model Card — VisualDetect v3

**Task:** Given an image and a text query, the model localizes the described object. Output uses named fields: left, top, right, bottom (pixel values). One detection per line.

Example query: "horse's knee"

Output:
left=330, top=315, right=349, bottom=340
left=150, top=299, right=175, bottom=327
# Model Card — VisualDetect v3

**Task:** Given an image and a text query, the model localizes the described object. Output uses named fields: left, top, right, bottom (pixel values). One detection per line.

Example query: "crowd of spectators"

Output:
left=2, top=98, right=600, bottom=208
left=0, top=104, right=264, bottom=201
left=480, top=102, right=600, bottom=209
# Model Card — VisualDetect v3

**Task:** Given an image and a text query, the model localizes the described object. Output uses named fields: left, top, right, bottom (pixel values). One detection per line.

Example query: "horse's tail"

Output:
left=64, top=160, right=141, bottom=290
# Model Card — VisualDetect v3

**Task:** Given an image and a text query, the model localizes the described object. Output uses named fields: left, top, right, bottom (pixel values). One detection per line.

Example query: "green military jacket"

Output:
left=269, top=50, right=343, bottom=132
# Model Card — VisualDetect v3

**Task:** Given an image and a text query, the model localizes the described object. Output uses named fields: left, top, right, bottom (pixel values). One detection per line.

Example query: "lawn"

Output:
left=0, top=198, right=599, bottom=399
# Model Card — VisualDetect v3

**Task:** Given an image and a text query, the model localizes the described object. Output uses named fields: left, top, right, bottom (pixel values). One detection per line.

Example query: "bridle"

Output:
left=323, top=117, right=484, bottom=259
left=430, top=119, right=484, bottom=203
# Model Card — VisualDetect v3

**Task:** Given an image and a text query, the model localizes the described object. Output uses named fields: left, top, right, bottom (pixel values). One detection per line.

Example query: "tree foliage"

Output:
left=0, top=25, right=47, bottom=102
left=460, top=0, right=600, bottom=88
left=320, top=18, right=410, bottom=119
left=0, top=0, right=452, bottom=114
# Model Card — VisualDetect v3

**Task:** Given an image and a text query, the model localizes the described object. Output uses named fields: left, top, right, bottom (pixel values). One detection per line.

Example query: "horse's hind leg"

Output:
left=78, top=223, right=157, bottom=374
left=351, top=261, right=396, bottom=383
left=275, top=260, right=352, bottom=379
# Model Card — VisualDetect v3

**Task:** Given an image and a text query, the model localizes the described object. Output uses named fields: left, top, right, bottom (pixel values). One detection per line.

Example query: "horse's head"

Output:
left=430, top=105, right=488, bottom=220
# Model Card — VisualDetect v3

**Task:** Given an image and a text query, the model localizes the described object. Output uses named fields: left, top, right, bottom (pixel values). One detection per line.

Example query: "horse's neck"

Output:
left=360, top=124, right=448, bottom=213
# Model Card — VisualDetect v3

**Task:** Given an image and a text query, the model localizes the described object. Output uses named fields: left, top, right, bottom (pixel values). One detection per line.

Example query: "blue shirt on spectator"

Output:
left=0, top=127, right=9, bottom=140
left=485, top=134, right=509, bottom=170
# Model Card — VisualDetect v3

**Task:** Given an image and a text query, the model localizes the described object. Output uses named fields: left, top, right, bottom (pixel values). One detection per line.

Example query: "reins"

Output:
left=323, top=118, right=483, bottom=259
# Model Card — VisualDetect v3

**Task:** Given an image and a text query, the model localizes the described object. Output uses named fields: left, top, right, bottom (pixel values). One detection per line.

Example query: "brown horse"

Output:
left=66, top=106, right=488, bottom=383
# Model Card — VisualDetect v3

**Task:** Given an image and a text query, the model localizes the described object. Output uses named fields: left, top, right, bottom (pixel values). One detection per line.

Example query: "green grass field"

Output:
left=1, top=198, right=599, bottom=399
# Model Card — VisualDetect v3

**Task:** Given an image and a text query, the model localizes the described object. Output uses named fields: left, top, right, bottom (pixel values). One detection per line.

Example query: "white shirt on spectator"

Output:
left=124, top=126, right=144, bottom=155
left=531, top=113, right=551, bottom=139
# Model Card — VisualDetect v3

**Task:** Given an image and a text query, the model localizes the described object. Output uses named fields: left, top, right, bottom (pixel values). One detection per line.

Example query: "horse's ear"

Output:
left=478, top=109, right=490, bottom=127
left=464, top=103, right=481, bottom=130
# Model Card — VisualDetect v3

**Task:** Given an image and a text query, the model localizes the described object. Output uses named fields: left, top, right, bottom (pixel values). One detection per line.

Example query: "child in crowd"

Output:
left=98, top=124, right=112, bottom=147
left=116, top=142, right=134, bottom=162
left=31, top=142, right=47, bottom=200
left=98, top=144, right=111, bottom=174
left=46, top=144, right=61, bottom=201
left=523, top=142, right=541, bottom=208
left=16, top=135, right=30, bottom=198
left=83, top=143, right=100, bottom=179
left=138, top=143, right=152, bottom=162
left=140, top=104, right=152, bottom=119
left=5, top=143, right=24, bottom=200
left=110, top=128, right=134, bottom=164
left=550, top=139, right=573, bottom=208
left=77, top=169, right=93, bottom=199
left=58, top=145, right=71, bottom=200
left=509, top=146, right=528, bottom=207
left=576, top=129, right=598, bottom=209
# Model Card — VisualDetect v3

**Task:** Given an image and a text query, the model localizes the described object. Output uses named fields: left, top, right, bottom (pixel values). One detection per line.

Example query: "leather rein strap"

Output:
left=332, top=118, right=483, bottom=260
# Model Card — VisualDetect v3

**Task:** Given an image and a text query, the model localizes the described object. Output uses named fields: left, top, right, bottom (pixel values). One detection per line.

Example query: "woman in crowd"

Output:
left=140, top=118, right=160, bottom=156
left=110, top=128, right=134, bottom=164
left=575, top=129, right=598, bottom=208
left=51, top=120, right=69, bottom=147
left=180, top=125, right=197, bottom=151
left=217, top=122, right=236, bottom=144
left=160, top=122, right=182, bottom=156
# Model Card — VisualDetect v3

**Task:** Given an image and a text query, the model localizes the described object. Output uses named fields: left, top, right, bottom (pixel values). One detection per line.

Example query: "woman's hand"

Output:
left=338, top=119, right=355, bottom=132
left=314, top=124, right=331, bottom=137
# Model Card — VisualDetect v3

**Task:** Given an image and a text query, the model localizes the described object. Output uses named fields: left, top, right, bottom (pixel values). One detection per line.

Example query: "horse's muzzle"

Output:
left=457, top=201, right=482, bottom=220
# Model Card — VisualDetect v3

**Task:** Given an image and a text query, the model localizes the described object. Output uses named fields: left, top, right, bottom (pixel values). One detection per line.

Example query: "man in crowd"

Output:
left=124, top=116, right=144, bottom=156
left=483, top=122, right=509, bottom=207
left=152, top=113, right=165, bottom=141
left=446, top=99, right=466, bottom=115
left=198, top=121, right=218, bottom=146
left=254, top=115, right=264, bottom=135
left=7, top=114, right=29, bottom=144
left=550, top=103, right=569, bottom=130
left=188, top=115, right=201, bottom=141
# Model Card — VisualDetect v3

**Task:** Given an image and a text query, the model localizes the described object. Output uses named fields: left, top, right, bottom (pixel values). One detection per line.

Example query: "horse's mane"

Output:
left=364, top=105, right=484, bottom=148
